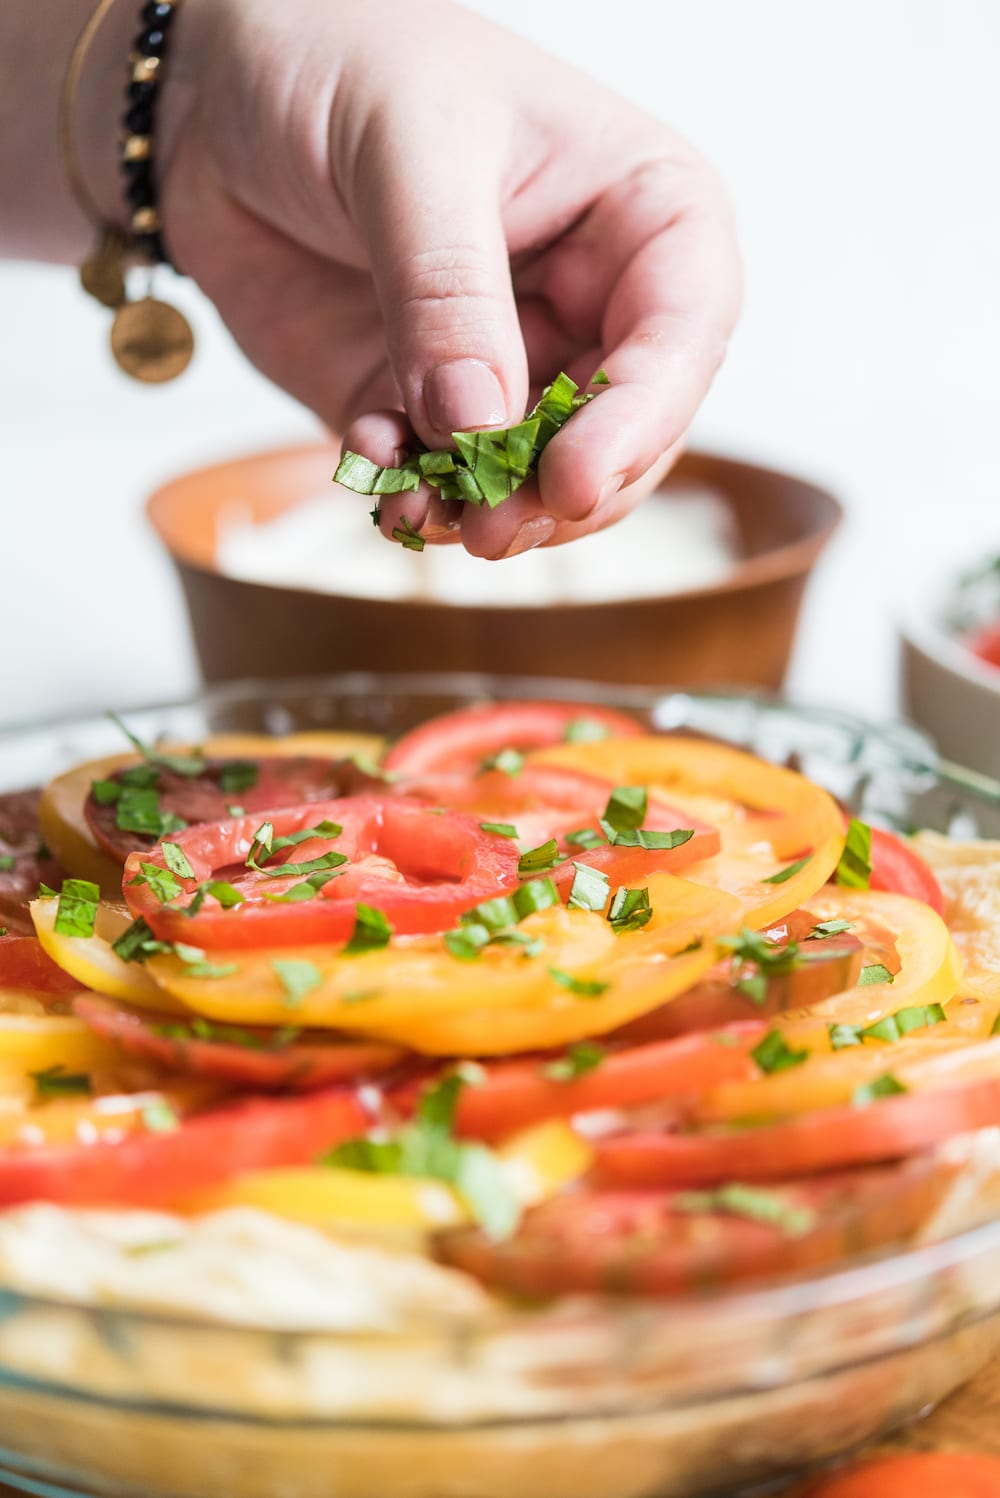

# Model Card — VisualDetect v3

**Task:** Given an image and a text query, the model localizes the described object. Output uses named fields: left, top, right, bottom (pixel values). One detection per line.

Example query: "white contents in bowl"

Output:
left=215, top=483, right=739, bottom=607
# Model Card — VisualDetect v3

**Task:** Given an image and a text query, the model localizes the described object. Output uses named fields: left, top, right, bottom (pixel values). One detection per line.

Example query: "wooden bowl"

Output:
left=147, top=444, right=841, bottom=689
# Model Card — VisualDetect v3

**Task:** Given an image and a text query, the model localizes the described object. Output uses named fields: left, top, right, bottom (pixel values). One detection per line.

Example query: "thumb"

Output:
left=349, top=108, right=528, bottom=447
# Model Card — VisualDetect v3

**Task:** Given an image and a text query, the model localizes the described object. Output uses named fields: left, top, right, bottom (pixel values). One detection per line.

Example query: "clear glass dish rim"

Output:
left=0, top=667, right=998, bottom=1347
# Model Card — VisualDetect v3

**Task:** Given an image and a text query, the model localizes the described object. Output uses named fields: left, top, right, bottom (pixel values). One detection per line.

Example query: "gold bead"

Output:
left=122, top=134, right=152, bottom=162
left=131, top=54, right=160, bottom=82
left=131, top=206, right=161, bottom=234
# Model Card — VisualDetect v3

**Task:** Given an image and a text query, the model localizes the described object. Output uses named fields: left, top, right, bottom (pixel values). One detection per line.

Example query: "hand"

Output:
left=161, top=0, right=741, bottom=557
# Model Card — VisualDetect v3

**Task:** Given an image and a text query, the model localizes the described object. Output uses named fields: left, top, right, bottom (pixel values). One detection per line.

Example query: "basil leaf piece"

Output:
left=858, top=962, right=894, bottom=986
left=180, top=959, right=240, bottom=979
left=751, top=1030, right=809, bottom=1074
left=343, top=903, right=392, bottom=955
left=512, top=879, right=559, bottom=919
left=762, top=856, right=811, bottom=885
left=674, top=1183, right=815, bottom=1237
left=128, top=862, right=184, bottom=905
left=107, top=713, right=207, bottom=778
left=391, top=516, right=426, bottom=552
left=444, top=925, right=491, bottom=961
left=54, top=878, right=100, bottom=938
left=142, top=1099, right=180, bottom=1133
left=829, top=1002, right=945, bottom=1050
left=836, top=818, right=873, bottom=890
left=479, top=822, right=518, bottom=839
left=111, top=916, right=166, bottom=963
left=90, top=779, right=122, bottom=806
left=607, top=886, right=653, bottom=933
left=563, top=716, right=612, bottom=744
left=517, top=839, right=561, bottom=875
left=161, top=842, right=195, bottom=881
left=543, top=1042, right=606, bottom=1082
left=246, top=819, right=344, bottom=873
left=0, top=854, right=14, bottom=874
left=263, top=869, right=343, bottom=903
left=563, top=827, right=605, bottom=851
left=333, top=450, right=421, bottom=495
left=115, top=787, right=186, bottom=839
left=548, top=966, right=608, bottom=998
left=272, top=958, right=323, bottom=1007
left=853, top=1073, right=907, bottom=1107
left=590, top=369, right=610, bottom=385
left=602, top=785, right=647, bottom=834
left=479, top=747, right=524, bottom=777
left=807, top=919, right=854, bottom=940
left=30, top=1065, right=91, bottom=1098
left=566, top=863, right=610, bottom=913
left=219, top=761, right=259, bottom=794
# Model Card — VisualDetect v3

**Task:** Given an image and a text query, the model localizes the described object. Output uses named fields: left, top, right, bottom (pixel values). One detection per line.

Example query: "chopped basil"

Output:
left=566, top=863, right=610, bottom=913
left=563, top=716, right=612, bottom=744
left=246, top=819, right=344, bottom=875
left=180, top=959, right=240, bottom=979
left=118, top=763, right=161, bottom=789
left=836, top=818, right=872, bottom=890
left=226, top=805, right=245, bottom=818
left=219, top=760, right=259, bottom=794
left=591, top=369, right=610, bottom=385
left=607, top=886, right=652, bottom=933
left=369, top=504, right=381, bottom=527
left=343, top=903, right=393, bottom=955
left=30, top=1065, right=91, bottom=1098
left=479, top=821, right=519, bottom=839
left=602, top=785, right=647, bottom=834
left=479, top=747, right=524, bottom=777
left=107, top=713, right=207, bottom=778
left=512, top=879, right=559, bottom=919
left=90, top=779, right=122, bottom=806
left=674, top=1183, right=815, bottom=1237
left=54, top=878, right=100, bottom=938
left=517, top=839, right=561, bottom=875
left=853, top=1073, right=907, bottom=1107
left=272, top=958, right=323, bottom=1007
left=115, top=787, right=186, bottom=839
left=600, top=822, right=695, bottom=852
left=128, top=862, right=184, bottom=905
left=0, top=854, right=14, bottom=873
left=548, top=966, right=608, bottom=998
left=543, top=1042, right=606, bottom=1082
left=445, top=880, right=556, bottom=961
left=391, top=516, right=426, bottom=551
left=142, top=1099, right=180, bottom=1133
left=111, top=916, right=168, bottom=963
left=719, top=927, right=802, bottom=1005
left=751, top=1030, right=809, bottom=1074
left=444, top=925, right=492, bottom=961
left=563, top=827, right=605, bottom=851
left=857, top=962, right=894, bottom=986
left=263, top=869, right=343, bottom=903
left=806, top=919, right=854, bottom=940
left=160, top=842, right=195, bottom=880
left=829, top=1003, right=945, bottom=1050
left=335, top=450, right=421, bottom=496
left=762, top=856, right=811, bottom=885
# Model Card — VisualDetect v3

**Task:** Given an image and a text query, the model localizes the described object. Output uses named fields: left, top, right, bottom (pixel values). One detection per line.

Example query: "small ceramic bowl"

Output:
left=900, top=610, right=1000, bottom=779
left=147, top=444, right=841, bottom=689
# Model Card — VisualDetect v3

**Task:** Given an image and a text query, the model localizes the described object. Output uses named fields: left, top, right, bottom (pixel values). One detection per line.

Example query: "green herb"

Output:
left=563, top=717, right=612, bottom=744
left=479, top=822, right=518, bottom=838
left=30, top=1065, right=91, bottom=1098
left=107, top=713, right=207, bottom=778
left=853, top=1073, right=907, bottom=1107
left=90, top=779, right=122, bottom=806
left=443, top=925, right=491, bottom=961
left=343, top=903, right=393, bottom=955
left=272, top=958, right=323, bottom=1007
left=115, top=787, right=186, bottom=839
left=591, top=369, right=610, bottom=385
left=548, top=966, right=608, bottom=998
left=323, top=1075, right=519, bottom=1239
left=370, top=504, right=381, bottom=527
left=829, top=1003, right=945, bottom=1050
left=246, top=819, right=345, bottom=875
left=391, top=516, right=425, bottom=551
left=118, top=763, right=161, bottom=789
left=517, top=839, right=561, bottom=875
left=566, top=863, right=610, bottom=913
left=128, top=862, right=184, bottom=905
left=543, top=1042, right=606, bottom=1082
left=751, top=1030, right=809, bottom=1074
left=607, top=886, right=653, bottom=933
left=563, top=827, right=605, bottom=851
left=335, top=451, right=421, bottom=495
left=36, top=883, right=57, bottom=899
left=226, top=805, right=245, bottom=818
left=111, top=916, right=170, bottom=963
left=142, top=1099, right=180, bottom=1133
left=219, top=761, right=259, bottom=794
left=263, top=869, right=343, bottom=903
left=674, top=1183, right=815, bottom=1237
left=0, top=854, right=15, bottom=873
left=762, top=856, right=811, bottom=885
left=160, top=842, right=195, bottom=880
left=718, top=927, right=803, bottom=1004
left=858, top=963, right=894, bottom=986
left=479, top=747, right=524, bottom=777
left=807, top=919, right=854, bottom=940
left=836, top=818, right=872, bottom=890
left=602, top=785, right=647, bottom=834
left=180, top=958, right=240, bottom=979
left=54, top=878, right=100, bottom=938
left=600, top=822, right=695, bottom=852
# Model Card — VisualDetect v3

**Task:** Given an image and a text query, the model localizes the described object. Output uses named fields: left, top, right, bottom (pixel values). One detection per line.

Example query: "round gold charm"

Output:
left=110, top=296, right=194, bottom=383
left=80, top=253, right=126, bottom=310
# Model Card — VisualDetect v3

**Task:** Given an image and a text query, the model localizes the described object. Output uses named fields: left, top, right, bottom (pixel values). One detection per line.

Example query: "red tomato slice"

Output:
left=594, top=1073, right=1000, bottom=1187
left=383, top=701, right=643, bottom=776
left=967, top=619, right=1000, bottom=673
left=0, top=934, right=82, bottom=1000
left=123, top=797, right=519, bottom=949
left=392, top=1022, right=766, bottom=1145
left=0, top=1086, right=367, bottom=1207
left=436, top=1154, right=954, bottom=1297
left=85, top=756, right=380, bottom=864
left=867, top=826, right=945, bottom=915
left=73, top=996, right=406, bottom=1092
left=403, top=764, right=719, bottom=892
left=799, top=1452, right=1000, bottom=1498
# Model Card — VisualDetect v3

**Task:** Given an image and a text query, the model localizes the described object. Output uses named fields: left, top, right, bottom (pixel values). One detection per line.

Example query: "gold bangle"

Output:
left=58, top=0, right=195, bottom=382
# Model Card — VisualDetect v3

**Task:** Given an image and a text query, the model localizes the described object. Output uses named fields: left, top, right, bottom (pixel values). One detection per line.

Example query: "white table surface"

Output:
left=1, top=0, right=998, bottom=731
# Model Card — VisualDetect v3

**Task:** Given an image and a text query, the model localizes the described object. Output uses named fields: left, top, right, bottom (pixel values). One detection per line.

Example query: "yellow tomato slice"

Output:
left=30, top=898, right=187, bottom=1014
left=532, top=736, right=845, bottom=926
left=38, top=732, right=386, bottom=896
left=148, top=875, right=742, bottom=1055
left=0, top=1015, right=118, bottom=1079
left=184, top=1119, right=591, bottom=1236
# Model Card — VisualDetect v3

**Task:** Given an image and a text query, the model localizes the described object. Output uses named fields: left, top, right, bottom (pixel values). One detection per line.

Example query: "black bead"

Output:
left=141, top=1, right=174, bottom=26
left=123, top=99, right=154, bottom=134
left=126, top=175, right=156, bottom=209
left=120, top=154, right=154, bottom=177
left=135, top=27, right=167, bottom=55
left=127, top=78, right=158, bottom=104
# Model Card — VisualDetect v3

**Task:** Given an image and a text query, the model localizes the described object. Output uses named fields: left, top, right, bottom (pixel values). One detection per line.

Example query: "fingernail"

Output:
left=424, top=359, right=507, bottom=434
left=598, top=472, right=627, bottom=509
left=422, top=519, right=461, bottom=540
left=498, top=516, right=557, bottom=560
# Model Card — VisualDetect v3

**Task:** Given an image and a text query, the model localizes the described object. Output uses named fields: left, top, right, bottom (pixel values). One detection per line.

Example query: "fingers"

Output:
left=346, top=99, right=529, bottom=450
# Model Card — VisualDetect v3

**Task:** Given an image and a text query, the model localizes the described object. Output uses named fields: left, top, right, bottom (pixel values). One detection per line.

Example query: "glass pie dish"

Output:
left=0, top=673, right=999, bottom=1498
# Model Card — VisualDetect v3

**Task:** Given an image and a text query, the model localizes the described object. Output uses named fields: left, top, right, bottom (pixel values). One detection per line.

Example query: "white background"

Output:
left=1, top=0, right=998, bottom=727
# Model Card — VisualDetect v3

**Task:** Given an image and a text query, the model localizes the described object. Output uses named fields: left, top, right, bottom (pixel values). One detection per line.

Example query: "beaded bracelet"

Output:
left=59, top=0, right=194, bottom=382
